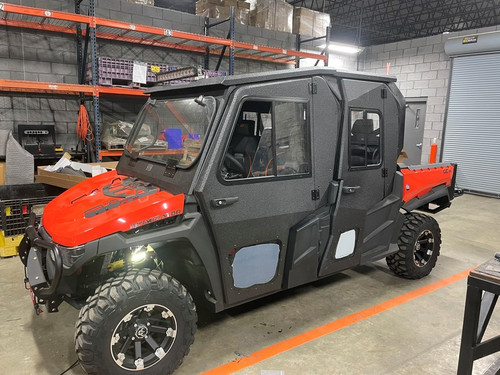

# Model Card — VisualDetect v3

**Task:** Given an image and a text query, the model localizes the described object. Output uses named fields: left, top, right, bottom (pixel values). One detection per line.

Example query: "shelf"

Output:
left=0, top=79, right=148, bottom=97
left=0, top=3, right=327, bottom=66
left=0, top=1, right=328, bottom=161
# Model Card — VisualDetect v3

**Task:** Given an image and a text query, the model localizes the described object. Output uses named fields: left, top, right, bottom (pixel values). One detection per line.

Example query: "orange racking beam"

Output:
left=0, top=79, right=94, bottom=95
left=95, top=17, right=326, bottom=62
left=0, top=18, right=295, bottom=65
left=0, top=79, right=148, bottom=97
left=95, top=17, right=233, bottom=47
left=234, top=40, right=327, bottom=61
left=97, top=86, right=148, bottom=97
left=0, top=3, right=325, bottom=64
left=0, top=18, right=77, bottom=35
left=99, top=150, right=124, bottom=157
left=0, top=2, right=91, bottom=25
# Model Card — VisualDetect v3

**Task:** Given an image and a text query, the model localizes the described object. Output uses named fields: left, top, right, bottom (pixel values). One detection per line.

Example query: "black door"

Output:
left=195, top=78, right=317, bottom=306
left=319, top=78, right=401, bottom=276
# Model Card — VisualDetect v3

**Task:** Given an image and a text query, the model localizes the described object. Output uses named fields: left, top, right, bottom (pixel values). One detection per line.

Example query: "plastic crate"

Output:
left=0, top=196, right=55, bottom=257
left=86, top=57, right=226, bottom=87
left=86, top=57, right=174, bottom=87
left=1, top=197, right=54, bottom=237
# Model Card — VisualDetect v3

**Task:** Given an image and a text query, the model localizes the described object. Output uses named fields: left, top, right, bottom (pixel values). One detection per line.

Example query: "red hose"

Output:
left=77, top=104, right=94, bottom=142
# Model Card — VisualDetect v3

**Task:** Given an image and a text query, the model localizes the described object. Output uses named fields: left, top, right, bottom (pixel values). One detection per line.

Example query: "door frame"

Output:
left=404, top=97, right=428, bottom=165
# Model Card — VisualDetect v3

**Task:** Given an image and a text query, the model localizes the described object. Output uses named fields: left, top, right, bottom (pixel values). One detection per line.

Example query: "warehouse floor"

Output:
left=1, top=194, right=500, bottom=375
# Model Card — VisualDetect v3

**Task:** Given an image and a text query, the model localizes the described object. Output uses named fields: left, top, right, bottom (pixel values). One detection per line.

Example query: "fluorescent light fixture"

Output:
left=321, top=43, right=364, bottom=54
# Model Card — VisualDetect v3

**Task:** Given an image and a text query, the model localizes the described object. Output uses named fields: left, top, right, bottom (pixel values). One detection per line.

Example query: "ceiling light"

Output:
left=321, top=43, right=364, bottom=54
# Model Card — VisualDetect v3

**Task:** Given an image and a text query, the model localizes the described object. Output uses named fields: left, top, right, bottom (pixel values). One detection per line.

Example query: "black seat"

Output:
left=228, top=120, right=259, bottom=177
left=351, top=119, right=379, bottom=166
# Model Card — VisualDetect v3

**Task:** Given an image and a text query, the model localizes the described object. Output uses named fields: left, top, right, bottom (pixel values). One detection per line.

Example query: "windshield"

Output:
left=125, top=96, right=216, bottom=168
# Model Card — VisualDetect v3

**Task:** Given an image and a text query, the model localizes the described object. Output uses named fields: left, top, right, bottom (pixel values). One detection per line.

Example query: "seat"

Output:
left=350, top=119, right=379, bottom=166
left=228, top=120, right=258, bottom=177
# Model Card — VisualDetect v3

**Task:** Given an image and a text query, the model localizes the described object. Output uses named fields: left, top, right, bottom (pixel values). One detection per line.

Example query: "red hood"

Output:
left=42, top=170, right=184, bottom=247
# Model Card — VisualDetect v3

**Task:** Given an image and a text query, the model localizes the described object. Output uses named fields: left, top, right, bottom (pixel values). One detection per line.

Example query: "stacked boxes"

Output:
left=292, top=7, right=314, bottom=36
left=255, top=0, right=275, bottom=30
left=293, top=7, right=330, bottom=37
left=256, top=0, right=293, bottom=33
left=253, top=1, right=329, bottom=35
left=196, top=0, right=251, bottom=25
left=275, top=0, right=293, bottom=33
left=314, top=11, right=331, bottom=36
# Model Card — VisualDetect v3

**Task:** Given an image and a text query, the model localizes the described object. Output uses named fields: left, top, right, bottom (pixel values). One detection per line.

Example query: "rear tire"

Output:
left=386, top=213, right=441, bottom=279
left=75, top=269, right=197, bottom=375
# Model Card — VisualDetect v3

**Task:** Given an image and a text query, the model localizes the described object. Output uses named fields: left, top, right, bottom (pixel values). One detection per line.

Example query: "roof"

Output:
left=145, top=67, right=396, bottom=95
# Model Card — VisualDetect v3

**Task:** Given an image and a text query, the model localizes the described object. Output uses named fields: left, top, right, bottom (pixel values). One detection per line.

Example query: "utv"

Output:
left=19, top=67, right=457, bottom=374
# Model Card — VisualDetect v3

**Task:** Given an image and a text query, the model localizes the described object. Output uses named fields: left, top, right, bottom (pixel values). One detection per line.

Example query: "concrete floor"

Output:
left=1, top=194, right=500, bottom=375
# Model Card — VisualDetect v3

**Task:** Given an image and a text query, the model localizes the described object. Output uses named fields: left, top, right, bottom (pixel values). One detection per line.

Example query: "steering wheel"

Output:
left=224, top=153, right=245, bottom=175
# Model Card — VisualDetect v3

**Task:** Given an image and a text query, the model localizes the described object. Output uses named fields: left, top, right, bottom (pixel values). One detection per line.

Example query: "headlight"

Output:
left=60, top=245, right=85, bottom=267
left=130, top=246, right=147, bottom=263
left=129, top=245, right=156, bottom=265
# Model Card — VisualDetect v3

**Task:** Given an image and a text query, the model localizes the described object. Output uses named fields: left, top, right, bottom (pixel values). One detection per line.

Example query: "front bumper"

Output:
left=19, top=213, right=64, bottom=313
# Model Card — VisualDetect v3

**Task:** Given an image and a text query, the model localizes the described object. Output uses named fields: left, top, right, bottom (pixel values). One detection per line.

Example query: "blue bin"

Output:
left=164, top=128, right=183, bottom=149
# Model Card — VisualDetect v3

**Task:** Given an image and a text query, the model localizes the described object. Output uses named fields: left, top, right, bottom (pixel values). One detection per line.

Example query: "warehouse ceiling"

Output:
left=287, top=0, right=500, bottom=46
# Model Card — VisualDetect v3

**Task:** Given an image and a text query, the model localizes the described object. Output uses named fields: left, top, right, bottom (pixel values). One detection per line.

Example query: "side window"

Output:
left=349, top=109, right=381, bottom=168
left=222, top=99, right=311, bottom=180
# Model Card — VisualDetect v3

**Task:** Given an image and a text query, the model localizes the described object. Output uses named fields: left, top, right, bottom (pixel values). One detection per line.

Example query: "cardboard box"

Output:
left=293, top=7, right=330, bottom=36
left=0, top=162, right=4, bottom=185
left=237, top=0, right=251, bottom=9
left=195, top=0, right=223, bottom=14
left=236, top=8, right=250, bottom=24
left=293, top=7, right=314, bottom=36
left=255, top=0, right=276, bottom=30
left=275, top=0, right=293, bottom=33
left=35, top=162, right=118, bottom=189
left=313, top=11, right=330, bottom=37
left=196, top=1, right=249, bottom=24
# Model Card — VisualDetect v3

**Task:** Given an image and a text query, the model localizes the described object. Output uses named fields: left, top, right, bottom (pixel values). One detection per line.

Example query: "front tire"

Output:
left=386, top=213, right=441, bottom=279
left=75, top=269, right=197, bottom=374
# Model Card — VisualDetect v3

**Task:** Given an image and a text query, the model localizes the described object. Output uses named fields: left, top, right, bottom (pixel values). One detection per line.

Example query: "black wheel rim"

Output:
left=413, top=229, right=434, bottom=267
left=110, top=304, right=177, bottom=371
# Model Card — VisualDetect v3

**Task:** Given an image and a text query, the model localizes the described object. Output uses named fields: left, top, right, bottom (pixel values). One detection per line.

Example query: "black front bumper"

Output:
left=19, top=213, right=64, bottom=313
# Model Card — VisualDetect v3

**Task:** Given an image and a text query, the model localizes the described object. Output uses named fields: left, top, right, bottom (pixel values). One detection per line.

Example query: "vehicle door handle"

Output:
left=416, top=143, right=423, bottom=148
left=211, top=197, right=239, bottom=208
left=342, top=186, right=360, bottom=194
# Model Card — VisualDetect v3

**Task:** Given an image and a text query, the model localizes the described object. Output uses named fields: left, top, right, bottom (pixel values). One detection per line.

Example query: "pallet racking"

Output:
left=0, top=1, right=328, bottom=160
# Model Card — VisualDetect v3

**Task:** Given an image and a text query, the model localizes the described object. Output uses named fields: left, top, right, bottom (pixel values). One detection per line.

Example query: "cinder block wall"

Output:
left=0, top=0, right=300, bottom=151
left=359, top=24, right=500, bottom=163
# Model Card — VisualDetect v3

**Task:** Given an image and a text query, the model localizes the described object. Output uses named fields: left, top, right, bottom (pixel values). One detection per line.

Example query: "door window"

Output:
left=349, top=109, right=382, bottom=168
left=222, top=99, right=311, bottom=180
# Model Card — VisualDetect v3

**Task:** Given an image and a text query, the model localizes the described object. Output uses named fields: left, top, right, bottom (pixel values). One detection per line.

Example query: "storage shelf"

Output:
left=0, top=79, right=148, bottom=97
left=0, top=2, right=326, bottom=65
left=0, top=1, right=328, bottom=160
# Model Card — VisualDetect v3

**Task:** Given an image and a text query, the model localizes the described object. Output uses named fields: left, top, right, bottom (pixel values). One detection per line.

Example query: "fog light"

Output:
left=130, top=246, right=147, bottom=263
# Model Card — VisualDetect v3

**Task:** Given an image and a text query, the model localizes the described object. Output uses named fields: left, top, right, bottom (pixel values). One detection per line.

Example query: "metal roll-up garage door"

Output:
left=442, top=52, right=500, bottom=196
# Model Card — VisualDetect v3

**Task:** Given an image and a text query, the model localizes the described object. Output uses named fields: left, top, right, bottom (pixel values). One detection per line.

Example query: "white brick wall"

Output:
left=358, top=24, right=500, bottom=163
